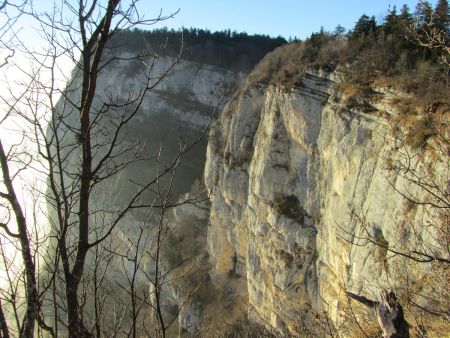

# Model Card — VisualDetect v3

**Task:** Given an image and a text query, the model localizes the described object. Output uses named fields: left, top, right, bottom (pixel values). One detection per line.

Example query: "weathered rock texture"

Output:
left=55, top=42, right=447, bottom=336
left=204, top=70, right=447, bottom=336
left=68, top=53, right=245, bottom=197
left=50, top=51, right=247, bottom=335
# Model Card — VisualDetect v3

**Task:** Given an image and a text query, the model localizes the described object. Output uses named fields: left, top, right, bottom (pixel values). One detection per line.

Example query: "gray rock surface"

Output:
left=203, top=70, right=446, bottom=335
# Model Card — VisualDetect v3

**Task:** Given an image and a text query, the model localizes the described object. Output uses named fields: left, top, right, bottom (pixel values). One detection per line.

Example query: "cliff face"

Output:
left=204, top=71, right=446, bottom=335
left=53, top=38, right=447, bottom=335
left=49, top=52, right=247, bottom=334
left=53, top=52, right=245, bottom=224
left=91, top=53, right=245, bottom=196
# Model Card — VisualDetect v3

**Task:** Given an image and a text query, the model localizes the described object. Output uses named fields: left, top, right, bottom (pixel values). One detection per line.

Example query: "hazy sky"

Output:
left=141, top=0, right=439, bottom=39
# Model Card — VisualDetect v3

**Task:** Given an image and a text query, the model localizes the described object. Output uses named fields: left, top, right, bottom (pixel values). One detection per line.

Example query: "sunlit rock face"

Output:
left=204, top=70, right=444, bottom=335
left=54, top=39, right=445, bottom=335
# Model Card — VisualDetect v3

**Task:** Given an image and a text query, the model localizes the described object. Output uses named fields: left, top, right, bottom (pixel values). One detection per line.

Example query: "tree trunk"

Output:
left=376, top=290, right=409, bottom=338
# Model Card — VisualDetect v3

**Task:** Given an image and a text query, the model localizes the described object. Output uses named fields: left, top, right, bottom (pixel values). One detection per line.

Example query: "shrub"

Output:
left=271, top=194, right=306, bottom=223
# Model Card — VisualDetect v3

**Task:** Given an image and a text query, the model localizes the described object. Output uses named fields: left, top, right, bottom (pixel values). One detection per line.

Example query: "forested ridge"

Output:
left=113, top=27, right=287, bottom=72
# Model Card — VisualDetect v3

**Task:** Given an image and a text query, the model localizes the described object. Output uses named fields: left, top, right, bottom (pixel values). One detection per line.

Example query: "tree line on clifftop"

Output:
left=112, top=27, right=287, bottom=72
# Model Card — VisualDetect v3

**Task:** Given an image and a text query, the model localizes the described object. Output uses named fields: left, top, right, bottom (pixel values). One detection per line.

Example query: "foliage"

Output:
left=246, top=31, right=346, bottom=89
left=220, top=316, right=276, bottom=337
left=351, top=14, right=377, bottom=38
left=111, top=27, right=286, bottom=72
left=271, top=194, right=306, bottom=224
left=434, top=0, right=450, bottom=35
left=246, top=1, right=448, bottom=112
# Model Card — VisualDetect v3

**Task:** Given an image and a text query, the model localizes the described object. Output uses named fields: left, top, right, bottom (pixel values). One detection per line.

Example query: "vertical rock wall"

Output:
left=204, top=71, right=444, bottom=335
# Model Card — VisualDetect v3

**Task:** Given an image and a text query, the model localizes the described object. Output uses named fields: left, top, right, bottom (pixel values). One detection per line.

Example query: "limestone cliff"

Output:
left=51, top=32, right=447, bottom=336
left=203, top=69, right=448, bottom=336
left=48, top=50, right=247, bottom=335
left=59, top=52, right=244, bottom=198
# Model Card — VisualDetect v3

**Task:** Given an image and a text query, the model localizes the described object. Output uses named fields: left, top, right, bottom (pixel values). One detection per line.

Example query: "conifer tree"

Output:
left=396, top=4, right=415, bottom=49
left=384, top=5, right=399, bottom=35
left=434, top=0, right=449, bottom=35
left=399, top=4, right=413, bottom=27
left=414, top=1, right=433, bottom=26
left=369, top=15, right=377, bottom=33
left=353, top=14, right=369, bottom=36
left=333, top=24, right=346, bottom=37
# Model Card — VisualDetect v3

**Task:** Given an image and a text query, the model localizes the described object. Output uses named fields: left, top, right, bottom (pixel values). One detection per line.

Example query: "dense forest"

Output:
left=112, top=28, right=287, bottom=72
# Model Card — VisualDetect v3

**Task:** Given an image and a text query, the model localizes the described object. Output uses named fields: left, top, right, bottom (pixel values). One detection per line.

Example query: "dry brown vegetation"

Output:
left=245, top=36, right=347, bottom=90
left=241, top=10, right=448, bottom=116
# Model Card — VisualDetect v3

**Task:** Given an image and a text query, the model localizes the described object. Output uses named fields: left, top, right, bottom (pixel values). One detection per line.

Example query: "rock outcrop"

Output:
left=49, top=50, right=247, bottom=335
left=203, top=70, right=447, bottom=335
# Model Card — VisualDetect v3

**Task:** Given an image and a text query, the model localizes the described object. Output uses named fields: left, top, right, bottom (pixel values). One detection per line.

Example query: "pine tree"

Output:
left=399, top=4, right=413, bottom=27
left=384, top=5, right=399, bottom=35
left=414, top=1, right=433, bottom=26
left=369, top=16, right=378, bottom=35
left=334, top=24, right=346, bottom=37
left=352, top=14, right=375, bottom=37
left=397, top=4, right=415, bottom=49
left=434, top=0, right=450, bottom=35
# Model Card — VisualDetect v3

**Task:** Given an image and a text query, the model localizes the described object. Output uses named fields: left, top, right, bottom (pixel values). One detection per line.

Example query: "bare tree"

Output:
left=0, top=0, right=216, bottom=337
left=0, top=2, right=41, bottom=336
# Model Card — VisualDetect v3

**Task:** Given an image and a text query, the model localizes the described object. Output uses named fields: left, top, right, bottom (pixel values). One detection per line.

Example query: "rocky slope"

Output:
left=203, top=69, right=448, bottom=336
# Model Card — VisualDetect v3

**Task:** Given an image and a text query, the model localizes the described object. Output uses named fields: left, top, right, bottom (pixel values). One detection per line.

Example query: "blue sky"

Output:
left=141, top=0, right=439, bottom=39
left=18, top=1, right=439, bottom=42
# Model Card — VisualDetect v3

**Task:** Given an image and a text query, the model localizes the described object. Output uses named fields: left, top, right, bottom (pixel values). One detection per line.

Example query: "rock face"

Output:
left=91, top=53, right=245, bottom=196
left=50, top=51, right=247, bottom=335
left=204, top=71, right=446, bottom=335
left=54, top=41, right=446, bottom=335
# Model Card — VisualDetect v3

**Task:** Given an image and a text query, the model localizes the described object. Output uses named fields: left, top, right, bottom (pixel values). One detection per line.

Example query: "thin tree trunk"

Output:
left=64, top=2, right=120, bottom=335
left=0, top=140, right=38, bottom=338
left=0, top=299, right=10, bottom=338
